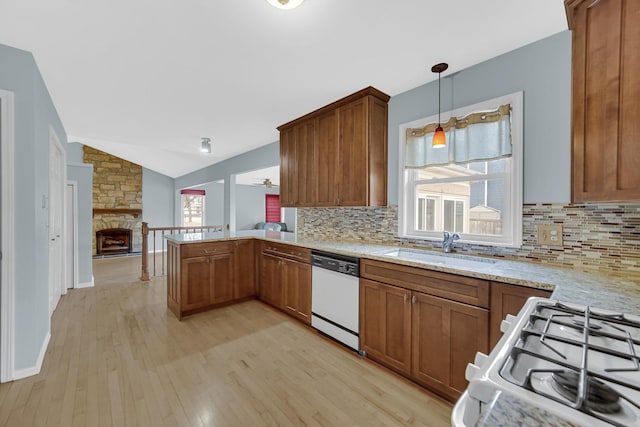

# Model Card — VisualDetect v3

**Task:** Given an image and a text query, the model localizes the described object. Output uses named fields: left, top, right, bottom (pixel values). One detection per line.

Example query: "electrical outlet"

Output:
left=537, top=224, right=563, bottom=246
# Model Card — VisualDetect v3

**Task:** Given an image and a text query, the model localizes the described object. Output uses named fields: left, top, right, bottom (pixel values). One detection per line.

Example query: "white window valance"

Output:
left=405, top=104, right=512, bottom=168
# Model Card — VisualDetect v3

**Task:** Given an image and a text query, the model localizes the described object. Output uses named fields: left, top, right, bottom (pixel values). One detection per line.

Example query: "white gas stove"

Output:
left=452, top=297, right=640, bottom=426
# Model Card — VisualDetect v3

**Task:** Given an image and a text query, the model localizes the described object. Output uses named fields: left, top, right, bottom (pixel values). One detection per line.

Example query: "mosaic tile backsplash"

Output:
left=297, top=204, right=640, bottom=273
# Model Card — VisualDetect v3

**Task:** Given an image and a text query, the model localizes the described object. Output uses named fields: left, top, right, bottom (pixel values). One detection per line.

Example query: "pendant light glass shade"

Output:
left=431, top=62, right=448, bottom=149
left=432, top=125, right=446, bottom=148
left=266, top=0, right=305, bottom=10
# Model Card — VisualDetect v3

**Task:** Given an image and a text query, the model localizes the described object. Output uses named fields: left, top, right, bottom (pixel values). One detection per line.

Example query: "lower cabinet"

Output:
left=283, top=258, right=312, bottom=323
left=259, top=242, right=312, bottom=324
left=360, top=279, right=412, bottom=375
left=411, top=292, right=488, bottom=401
left=360, top=259, right=490, bottom=402
left=260, top=253, right=285, bottom=309
left=167, top=239, right=255, bottom=319
left=233, top=239, right=256, bottom=299
left=489, top=281, right=551, bottom=347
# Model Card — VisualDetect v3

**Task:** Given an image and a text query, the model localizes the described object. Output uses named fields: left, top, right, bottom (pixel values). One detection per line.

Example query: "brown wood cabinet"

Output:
left=489, top=281, right=552, bottom=348
left=280, top=121, right=316, bottom=207
left=360, top=279, right=412, bottom=376
left=411, top=292, right=488, bottom=401
left=259, top=242, right=312, bottom=324
left=233, top=239, right=256, bottom=299
left=360, top=258, right=489, bottom=402
left=278, top=86, right=389, bottom=207
left=167, top=241, right=235, bottom=319
left=566, top=0, right=640, bottom=202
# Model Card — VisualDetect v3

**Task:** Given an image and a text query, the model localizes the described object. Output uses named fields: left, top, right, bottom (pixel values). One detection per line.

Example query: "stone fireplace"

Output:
left=84, top=146, right=143, bottom=256
left=96, top=228, right=133, bottom=255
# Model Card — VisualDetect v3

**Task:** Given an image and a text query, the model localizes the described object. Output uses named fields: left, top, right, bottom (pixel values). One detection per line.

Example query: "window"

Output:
left=265, top=194, right=281, bottom=223
left=399, top=92, right=523, bottom=247
left=181, top=189, right=205, bottom=226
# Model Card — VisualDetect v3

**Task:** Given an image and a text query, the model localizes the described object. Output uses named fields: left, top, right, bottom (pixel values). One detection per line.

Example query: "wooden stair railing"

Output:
left=141, top=222, right=224, bottom=281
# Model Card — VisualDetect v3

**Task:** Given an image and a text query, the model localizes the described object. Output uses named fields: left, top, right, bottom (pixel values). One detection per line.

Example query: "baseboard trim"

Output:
left=76, top=277, right=94, bottom=289
left=13, top=332, right=51, bottom=381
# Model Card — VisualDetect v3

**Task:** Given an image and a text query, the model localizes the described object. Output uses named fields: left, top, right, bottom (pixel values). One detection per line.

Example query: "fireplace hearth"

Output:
left=96, top=228, right=133, bottom=255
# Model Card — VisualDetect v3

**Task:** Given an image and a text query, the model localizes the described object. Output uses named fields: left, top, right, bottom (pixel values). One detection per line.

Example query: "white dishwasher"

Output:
left=311, top=250, right=360, bottom=351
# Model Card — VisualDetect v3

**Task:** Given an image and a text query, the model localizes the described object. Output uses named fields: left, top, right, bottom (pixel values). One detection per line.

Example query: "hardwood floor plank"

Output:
left=0, top=256, right=451, bottom=426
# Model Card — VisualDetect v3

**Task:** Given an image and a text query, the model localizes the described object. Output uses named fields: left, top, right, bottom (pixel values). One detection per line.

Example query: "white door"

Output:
left=65, top=182, right=78, bottom=290
left=49, top=130, right=65, bottom=315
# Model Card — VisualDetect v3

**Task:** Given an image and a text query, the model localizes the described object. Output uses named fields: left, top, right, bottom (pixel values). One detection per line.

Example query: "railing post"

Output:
left=141, top=221, right=150, bottom=281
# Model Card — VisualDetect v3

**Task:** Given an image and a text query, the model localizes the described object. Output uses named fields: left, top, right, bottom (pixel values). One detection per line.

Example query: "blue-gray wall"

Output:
left=1, top=43, right=68, bottom=370
left=142, top=168, right=175, bottom=227
left=142, top=168, right=176, bottom=250
left=175, top=142, right=279, bottom=189
left=66, top=142, right=93, bottom=285
left=67, top=163, right=93, bottom=285
left=389, top=31, right=571, bottom=205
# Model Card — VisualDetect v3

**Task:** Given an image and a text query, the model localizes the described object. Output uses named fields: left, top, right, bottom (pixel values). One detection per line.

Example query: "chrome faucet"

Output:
left=442, top=231, right=460, bottom=253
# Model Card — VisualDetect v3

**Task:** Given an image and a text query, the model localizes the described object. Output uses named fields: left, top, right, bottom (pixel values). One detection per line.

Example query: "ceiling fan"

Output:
left=253, top=178, right=279, bottom=188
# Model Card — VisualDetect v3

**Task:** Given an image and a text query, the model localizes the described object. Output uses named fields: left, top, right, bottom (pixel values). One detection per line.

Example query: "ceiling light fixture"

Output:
left=266, top=0, right=305, bottom=10
left=201, top=137, right=212, bottom=154
left=431, top=62, right=448, bottom=148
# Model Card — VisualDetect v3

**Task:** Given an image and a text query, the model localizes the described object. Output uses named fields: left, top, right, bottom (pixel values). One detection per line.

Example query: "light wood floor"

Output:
left=0, top=256, right=452, bottom=426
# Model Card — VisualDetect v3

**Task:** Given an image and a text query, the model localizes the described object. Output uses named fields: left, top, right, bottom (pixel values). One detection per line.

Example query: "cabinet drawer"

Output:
left=360, top=259, right=489, bottom=308
left=263, top=242, right=311, bottom=264
left=181, top=241, right=233, bottom=259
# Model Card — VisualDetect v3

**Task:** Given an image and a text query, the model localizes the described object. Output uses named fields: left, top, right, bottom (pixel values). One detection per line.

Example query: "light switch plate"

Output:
left=537, top=224, right=563, bottom=246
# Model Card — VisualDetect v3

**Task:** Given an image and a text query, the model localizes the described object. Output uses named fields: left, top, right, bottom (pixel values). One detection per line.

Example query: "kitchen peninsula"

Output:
left=166, top=230, right=640, bottom=403
left=166, top=230, right=640, bottom=319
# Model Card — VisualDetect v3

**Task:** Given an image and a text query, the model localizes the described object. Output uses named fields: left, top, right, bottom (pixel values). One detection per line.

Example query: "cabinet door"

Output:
left=279, top=127, right=296, bottom=206
left=411, top=292, right=488, bottom=401
left=489, top=282, right=551, bottom=348
left=294, top=121, right=316, bottom=206
left=315, top=110, right=340, bottom=206
left=568, top=0, right=640, bottom=202
left=234, top=240, right=256, bottom=299
left=283, top=258, right=311, bottom=324
left=338, top=98, right=368, bottom=206
left=360, top=279, right=412, bottom=375
left=210, top=252, right=234, bottom=304
left=180, top=256, right=212, bottom=311
left=260, top=253, right=283, bottom=309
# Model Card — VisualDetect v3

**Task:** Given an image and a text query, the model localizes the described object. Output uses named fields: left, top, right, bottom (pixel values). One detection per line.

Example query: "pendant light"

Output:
left=431, top=63, right=448, bottom=148
left=201, top=137, right=212, bottom=154
left=266, top=0, right=305, bottom=10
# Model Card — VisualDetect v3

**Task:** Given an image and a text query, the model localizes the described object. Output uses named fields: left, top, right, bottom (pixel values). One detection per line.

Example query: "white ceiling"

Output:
left=0, top=0, right=568, bottom=178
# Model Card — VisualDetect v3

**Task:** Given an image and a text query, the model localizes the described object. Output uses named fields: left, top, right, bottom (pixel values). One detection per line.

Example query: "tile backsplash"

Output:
left=297, top=204, right=640, bottom=272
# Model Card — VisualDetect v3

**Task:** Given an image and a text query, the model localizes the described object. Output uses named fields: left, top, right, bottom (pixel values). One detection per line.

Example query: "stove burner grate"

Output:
left=551, top=370, right=622, bottom=414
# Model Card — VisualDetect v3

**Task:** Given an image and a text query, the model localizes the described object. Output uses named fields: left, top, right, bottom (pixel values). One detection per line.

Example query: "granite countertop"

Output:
left=474, top=391, right=582, bottom=427
left=165, top=230, right=640, bottom=313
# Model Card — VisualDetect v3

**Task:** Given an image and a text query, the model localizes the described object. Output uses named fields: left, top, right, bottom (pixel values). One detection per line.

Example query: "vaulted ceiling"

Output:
left=0, top=0, right=567, bottom=178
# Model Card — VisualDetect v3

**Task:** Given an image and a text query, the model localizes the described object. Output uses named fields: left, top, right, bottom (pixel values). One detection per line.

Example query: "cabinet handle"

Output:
left=202, top=248, right=216, bottom=254
left=411, top=295, right=416, bottom=304
left=587, top=0, right=601, bottom=8
left=403, top=293, right=408, bottom=303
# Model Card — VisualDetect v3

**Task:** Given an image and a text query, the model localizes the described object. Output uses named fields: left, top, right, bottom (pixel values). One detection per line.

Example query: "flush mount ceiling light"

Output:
left=200, top=137, right=212, bottom=153
left=266, top=0, right=305, bottom=10
left=431, top=62, right=448, bottom=148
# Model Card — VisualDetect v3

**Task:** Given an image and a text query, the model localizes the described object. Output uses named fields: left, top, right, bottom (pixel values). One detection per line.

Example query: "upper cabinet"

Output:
left=566, top=0, right=640, bottom=202
left=278, top=87, right=390, bottom=207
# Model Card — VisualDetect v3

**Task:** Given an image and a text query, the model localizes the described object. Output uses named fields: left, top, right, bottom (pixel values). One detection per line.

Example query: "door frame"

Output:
left=65, top=181, right=79, bottom=290
left=0, top=90, right=16, bottom=383
left=48, top=127, right=66, bottom=315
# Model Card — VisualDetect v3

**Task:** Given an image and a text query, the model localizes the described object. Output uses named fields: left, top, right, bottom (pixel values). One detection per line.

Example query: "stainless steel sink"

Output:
left=381, top=248, right=496, bottom=268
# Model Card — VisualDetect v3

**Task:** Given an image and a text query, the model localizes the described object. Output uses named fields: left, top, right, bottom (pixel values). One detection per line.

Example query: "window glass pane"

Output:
left=444, top=200, right=453, bottom=231
left=455, top=200, right=464, bottom=232
left=182, top=195, right=204, bottom=226
left=426, top=198, right=435, bottom=230
left=417, top=198, right=425, bottom=230
left=416, top=178, right=505, bottom=236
